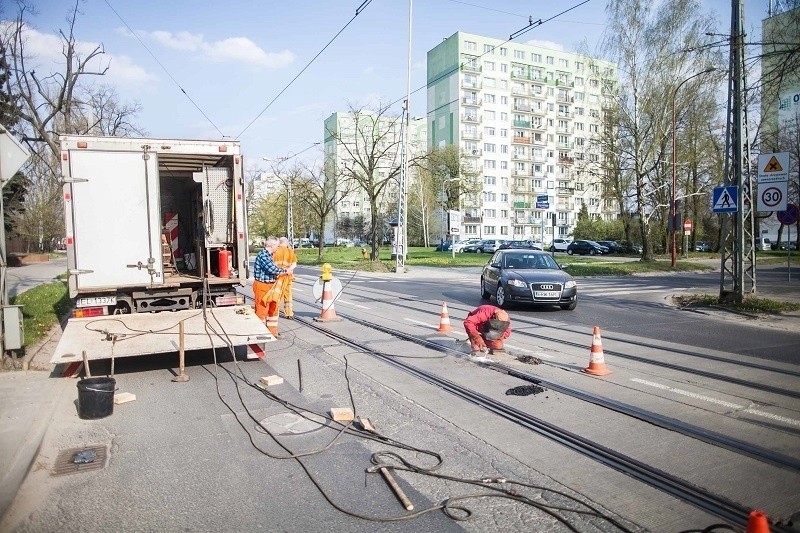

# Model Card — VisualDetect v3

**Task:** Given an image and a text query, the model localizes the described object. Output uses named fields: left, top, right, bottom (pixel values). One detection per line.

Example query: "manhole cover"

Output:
left=505, top=385, right=547, bottom=396
left=53, top=445, right=108, bottom=476
left=256, top=412, right=328, bottom=436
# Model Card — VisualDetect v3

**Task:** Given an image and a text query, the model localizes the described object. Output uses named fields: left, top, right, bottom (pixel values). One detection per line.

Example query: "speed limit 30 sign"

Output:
left=757, top=153, right=789, bottom=211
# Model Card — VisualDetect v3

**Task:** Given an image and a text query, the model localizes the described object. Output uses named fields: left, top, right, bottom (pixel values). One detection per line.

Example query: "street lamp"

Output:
left=671, top=67, right=715, bottom=267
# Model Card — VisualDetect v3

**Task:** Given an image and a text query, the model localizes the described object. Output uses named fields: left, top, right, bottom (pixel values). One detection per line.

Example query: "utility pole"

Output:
left=395, top=0, right=412, bottom=273
left=719, top=0, right=756, bottom=303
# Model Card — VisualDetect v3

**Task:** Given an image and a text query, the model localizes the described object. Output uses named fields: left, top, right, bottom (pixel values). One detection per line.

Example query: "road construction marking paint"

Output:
left=504, top=344, right=553, bottom=358
left=632, top=378, right=800, bottom=427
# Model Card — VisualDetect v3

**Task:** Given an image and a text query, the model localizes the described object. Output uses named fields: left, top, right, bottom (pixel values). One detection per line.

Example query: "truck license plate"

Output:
left=534, top=291, right=560, bottom=299
left=76, top=296, right=117, bottom=308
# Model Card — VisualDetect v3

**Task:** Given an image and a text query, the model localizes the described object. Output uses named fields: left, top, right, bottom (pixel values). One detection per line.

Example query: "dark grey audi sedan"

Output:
left=480, top=250, right=577, bottom=310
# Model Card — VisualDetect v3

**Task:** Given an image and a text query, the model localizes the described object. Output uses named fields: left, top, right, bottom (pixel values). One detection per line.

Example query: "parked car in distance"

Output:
left=476, top=239, right=507, bottom=253
left=567, top=240, right=609, bottom=255
left=756, top=237, right=771, bottom=251
left=498, top=240, right=543, bottom=251
left=434, top=241, right=452, bottom=252
left=778, top=241, right=798, bottom=250
left=549, top=238, right=572, bottom=252
left=481, top=249, right=577, bottom=310
left=694, top=241, right=712, bottom=252
left=596, top=240, right=624, bottom=254
left=617, top=241, right=643, bottom=254
left=452, top=238, right=482, bottom=253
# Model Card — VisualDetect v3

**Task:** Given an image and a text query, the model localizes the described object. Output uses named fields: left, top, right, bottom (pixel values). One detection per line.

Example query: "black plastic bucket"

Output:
left=77, top=377, right=116, bottom=420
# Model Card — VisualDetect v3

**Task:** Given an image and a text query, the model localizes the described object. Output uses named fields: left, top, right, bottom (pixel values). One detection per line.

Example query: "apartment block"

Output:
left=427, top=31, right=617, bottom=243
left=323, top=111, right=427, bottom=242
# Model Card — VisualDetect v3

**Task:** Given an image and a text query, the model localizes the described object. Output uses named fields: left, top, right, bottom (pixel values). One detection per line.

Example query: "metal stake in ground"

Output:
left=172, top=320, right=189, bottom=382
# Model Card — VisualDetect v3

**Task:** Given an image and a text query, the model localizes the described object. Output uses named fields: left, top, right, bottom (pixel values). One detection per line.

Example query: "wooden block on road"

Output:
left=114, top=392, right=136, bottom=404
left=259, top=375, right=284, bottom=387
left=330, top=407, right=355, bottom=422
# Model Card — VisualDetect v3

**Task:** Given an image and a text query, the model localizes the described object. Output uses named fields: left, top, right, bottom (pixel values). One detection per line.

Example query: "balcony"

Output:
left=557, top=95, right=574, bottom=103
left=511, top=136, right=531, bottom=144
left=558, top=157, right=575, bottom=165
left=465, top=148, right=482, bottom=157
left=511, top=72, right=531, bottom=81
left=461, top=113, right=482, bottom=123
left=460, top=62, right=481, bottom=73
left=529, top=106, right=545, bottom=116
left=511, top=87, right=527, bottom=96
left=461, top=97, right=481, bottom=106
left=557, top=111, right=572, bottom=119
left=557, top=187, right=574, bottom=197
left=461, top=130, right=482, bottom=141
left=461, top=79, right=481, bottom=89
left=512, top=183, right=531, bottom=193
left=556, top=202, right=574, bottom=210
left=556, top=127, right=571, bottom=134
left=513, top=201, right=531, bottom=209
left=513, top=103, right=531, bottom=112
left=512, top=119, right=531, bottom=128
left=557, top=141, right=571, bottom=149
left=463, top=215, right=483, bottom=223
left=511, top=152, right=530, bottom=162
left=512, top=170, right=530, bottom=177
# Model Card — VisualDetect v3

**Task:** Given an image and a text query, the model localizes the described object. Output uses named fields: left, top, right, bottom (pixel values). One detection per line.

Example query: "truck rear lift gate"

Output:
left=51, top=307, right=274, bottom=364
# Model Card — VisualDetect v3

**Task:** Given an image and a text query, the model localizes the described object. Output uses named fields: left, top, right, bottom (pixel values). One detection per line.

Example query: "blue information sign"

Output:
left=536, top=195, right=549, bottom=209
left=712, top=186, right=738, bottom=213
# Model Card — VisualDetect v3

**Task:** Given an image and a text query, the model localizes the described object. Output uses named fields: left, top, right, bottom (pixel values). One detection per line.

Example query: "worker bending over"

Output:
left=463, top=305, right=511, bottom=357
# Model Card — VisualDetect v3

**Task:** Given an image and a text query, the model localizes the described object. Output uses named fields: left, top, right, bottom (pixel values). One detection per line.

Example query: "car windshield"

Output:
left=504, top=254, right=558, bottom=269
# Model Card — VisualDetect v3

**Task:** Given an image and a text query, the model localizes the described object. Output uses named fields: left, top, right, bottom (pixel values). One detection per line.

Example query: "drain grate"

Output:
left=52, top=445, right=108, bottom=476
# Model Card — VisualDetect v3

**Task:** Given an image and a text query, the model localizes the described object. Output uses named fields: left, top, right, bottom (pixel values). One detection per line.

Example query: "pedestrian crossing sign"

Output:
left=712, top=186, right=738, bottom=213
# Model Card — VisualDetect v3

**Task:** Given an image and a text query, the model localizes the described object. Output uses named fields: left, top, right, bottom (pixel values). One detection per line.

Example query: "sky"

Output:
left=4, top=0, right=770, bottom=170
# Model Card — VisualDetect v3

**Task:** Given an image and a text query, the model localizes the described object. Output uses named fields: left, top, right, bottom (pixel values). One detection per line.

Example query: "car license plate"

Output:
left=534, top=290, right=560, bottom=298
left=76, top=296, right=117, bottom=308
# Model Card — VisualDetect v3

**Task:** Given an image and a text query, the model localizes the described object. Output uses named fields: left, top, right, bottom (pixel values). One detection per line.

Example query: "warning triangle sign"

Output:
left=764, top=156, right=783, bottom=172
left=713, top=188, right=736, bottom=210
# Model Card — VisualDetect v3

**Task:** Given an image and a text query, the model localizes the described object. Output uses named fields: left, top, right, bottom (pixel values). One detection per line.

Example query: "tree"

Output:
left=295, top=160, right=355, bottom=258
left=408, top=145, right=481, bottom=246
left=600, top=0, right=718, bottom=261
left=2, top=2, right=144, bottom=250
left=325, top=103, right=404, bottom=261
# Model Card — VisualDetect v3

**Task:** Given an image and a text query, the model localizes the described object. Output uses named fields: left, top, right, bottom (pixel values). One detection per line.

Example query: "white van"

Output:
left=756, top=237, right=771, bottom=251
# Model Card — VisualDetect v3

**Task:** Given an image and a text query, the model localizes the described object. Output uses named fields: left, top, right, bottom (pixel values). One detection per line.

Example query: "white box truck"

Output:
left=52, top=135, right=272, bottom=366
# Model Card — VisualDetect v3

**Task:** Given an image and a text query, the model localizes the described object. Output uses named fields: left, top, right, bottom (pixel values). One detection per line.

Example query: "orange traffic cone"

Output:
left=437, top=301, right=453, bottom=332
left=314, top=280, right=341, bottom=322
left=582, top=326, right=612, bottom=376
left=746, top=510, right=770, bottom=533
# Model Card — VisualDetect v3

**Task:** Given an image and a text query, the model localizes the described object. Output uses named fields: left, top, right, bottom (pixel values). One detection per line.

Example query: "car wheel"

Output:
left=481, top=278, right=490, bottom=299
left=549, top=245, right=555, bottom=252
left=589, top=249, right=596, bottom=256
left=495, top=284, right=507, bottom=308
left=560, top=298, right=577, bottom=311
left=567, top=249, right=574, bottom=255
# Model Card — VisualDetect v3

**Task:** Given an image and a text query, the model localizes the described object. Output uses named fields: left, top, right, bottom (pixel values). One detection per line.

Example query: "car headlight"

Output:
left=507, top=279, right=527, bottom=287
left=564, top=279, right=577, bottom=289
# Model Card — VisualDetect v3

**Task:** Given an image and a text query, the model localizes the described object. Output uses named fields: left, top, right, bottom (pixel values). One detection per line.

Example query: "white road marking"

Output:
left=631, top=378, right=800, bottom=427
left=404, top=317, right=438, bottom=329
left=336, top=299, right=369, bottom=309
left=504, top=344, right=554, bottom=358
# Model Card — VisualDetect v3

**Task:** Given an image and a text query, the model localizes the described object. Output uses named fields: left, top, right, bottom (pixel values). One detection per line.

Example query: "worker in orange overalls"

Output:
left=252, top=237, right=293, bottom=337
left=463, top=305, right=511, bottom=357
left=274, top=236, right=298, bottom=319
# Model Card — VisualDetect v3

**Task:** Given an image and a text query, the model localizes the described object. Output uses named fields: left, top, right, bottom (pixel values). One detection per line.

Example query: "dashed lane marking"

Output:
left=336, top=299, right=369, bottom=309
left=404, top=317, right=438, bottom=329
left=632, top=378, right=800, bottom=427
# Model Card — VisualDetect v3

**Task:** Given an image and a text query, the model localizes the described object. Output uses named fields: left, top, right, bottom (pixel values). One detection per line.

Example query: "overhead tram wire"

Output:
left=386, top=0, right=592, bottom=115
left=102, top=0, right=226, bottom=138
left=236, top=0, right=375, bottom=139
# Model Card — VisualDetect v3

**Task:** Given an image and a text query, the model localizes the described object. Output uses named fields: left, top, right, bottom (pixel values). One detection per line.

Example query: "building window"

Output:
left=484, top=44, right=495, bottom=53
left=465, top=40, right=477, bottom=51
left=484, top=176, right=496, bottom=185
left=500, top=63, right=508, bottom=73
left=546, top=56, right=554, bottom=65
left=532, top=53, right=542, bottom=63
left=484, top=143, right=496, bottom=152
left=484, top=93, right=496, bottom=104
left=500, top=226, right=509, bottom=235
left=500, top=128, right=508, bottom=137
left=484, top=160, right=496, bottom=169
left=559, top=58, right=569, bottom=68
left=484, top=226, right=496, bottom=234
left=500, top=161, right=508, bottom=169
left=484, top=77, right=496, bottom=88
left=500, top=47, right=507, bottom=56
left=484, top=126, right=496, bottom=136
left=514, top=50, right=525, bottom=59
left=484, top=61, right=496, bottom=71
left=500, top=193, right=508, bottom=202
left=485, top=110, right=496, bottom=120
left=484, top=209, right=496, bottom=217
